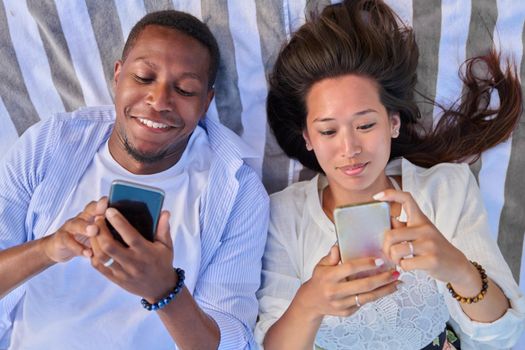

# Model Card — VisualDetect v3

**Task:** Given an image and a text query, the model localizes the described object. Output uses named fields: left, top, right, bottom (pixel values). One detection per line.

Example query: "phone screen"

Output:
left=107, top=180, right=165, bottom=246
left=334, top=201, right=393, bottom=277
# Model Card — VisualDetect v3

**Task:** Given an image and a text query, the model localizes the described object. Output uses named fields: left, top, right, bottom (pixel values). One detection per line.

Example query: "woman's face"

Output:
left=303, top=74, right=400, bottom=201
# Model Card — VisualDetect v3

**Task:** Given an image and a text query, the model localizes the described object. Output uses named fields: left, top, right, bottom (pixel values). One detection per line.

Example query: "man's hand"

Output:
left=88, top=208, right=176, bottom=301
left=42, top=198, right=107, bottom=263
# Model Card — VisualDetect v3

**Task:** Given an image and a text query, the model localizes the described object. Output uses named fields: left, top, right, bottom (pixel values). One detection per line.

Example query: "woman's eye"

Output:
left=319, top=130, right=335, bottom=136
left=133, top=74, right=152, bottom=84
left=358, top=122, right=376, bottom=130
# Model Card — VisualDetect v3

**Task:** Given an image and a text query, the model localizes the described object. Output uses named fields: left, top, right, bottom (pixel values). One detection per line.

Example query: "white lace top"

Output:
left=255, top=159, right=525, bottom=350
left=317, top=270, right=448, bottom=349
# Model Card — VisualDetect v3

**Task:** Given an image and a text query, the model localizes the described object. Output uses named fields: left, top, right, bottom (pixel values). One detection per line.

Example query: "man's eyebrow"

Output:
left=133, top=57, right=204, bottom=81
left=313, top=108, right=378, bottom=123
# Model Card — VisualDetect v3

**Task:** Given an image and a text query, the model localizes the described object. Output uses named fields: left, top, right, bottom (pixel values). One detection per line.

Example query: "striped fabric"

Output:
left=0, top=0, right=524, bottom=347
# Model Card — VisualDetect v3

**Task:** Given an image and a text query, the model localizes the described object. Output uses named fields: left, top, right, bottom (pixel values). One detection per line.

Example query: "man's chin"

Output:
left=124, top=143, right=166, bottom=164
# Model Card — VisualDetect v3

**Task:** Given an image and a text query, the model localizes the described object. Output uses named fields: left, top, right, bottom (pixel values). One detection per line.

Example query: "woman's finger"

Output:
left=388, top=240, right=419, bottom=265
left=318, top=245, right=341, bottom=267
left=333, top=256, right=388, bottom=282
left=330, top=279, right=401, bottom=316
left=330, top=268, right=400, bottom=299
left=373, top=189, right=427, bottom=226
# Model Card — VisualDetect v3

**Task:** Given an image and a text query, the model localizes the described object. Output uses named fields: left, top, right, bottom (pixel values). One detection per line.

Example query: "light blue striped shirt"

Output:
left=0, top=106, right=269, bottom=349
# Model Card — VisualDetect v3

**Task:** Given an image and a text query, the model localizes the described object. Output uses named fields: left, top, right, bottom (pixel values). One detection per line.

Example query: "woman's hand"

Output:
left=375, top=189, right=473, bottom=285
left=294, top=245, right=400, bottom=321
left=42, top=198, right=107, bottom=263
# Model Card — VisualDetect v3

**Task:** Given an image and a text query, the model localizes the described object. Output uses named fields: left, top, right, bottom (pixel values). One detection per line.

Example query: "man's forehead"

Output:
left=131, top=56, right=203, bottom=81
left=128, top=26, right=208, bottom=59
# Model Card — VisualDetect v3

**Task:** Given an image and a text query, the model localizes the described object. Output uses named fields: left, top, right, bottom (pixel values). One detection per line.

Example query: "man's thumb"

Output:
left=155, top=211, right=172, bottom=248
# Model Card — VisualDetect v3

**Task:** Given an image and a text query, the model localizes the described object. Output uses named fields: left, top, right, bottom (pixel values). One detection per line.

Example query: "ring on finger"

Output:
left=355, top=294, right=361, bottom=308
left=103, top=257, right=115, bottom=268
left=408, top=241, right=414, bottom=256
left=402, top=241, right=414, bottom=259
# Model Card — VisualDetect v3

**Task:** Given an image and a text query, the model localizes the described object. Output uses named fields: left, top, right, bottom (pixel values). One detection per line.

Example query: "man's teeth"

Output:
left=137, top=118, right=169, bottom=129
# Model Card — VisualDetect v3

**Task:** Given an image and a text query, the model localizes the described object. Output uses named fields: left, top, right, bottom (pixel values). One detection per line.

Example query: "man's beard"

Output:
left=123, top=136, right=167, bottom=164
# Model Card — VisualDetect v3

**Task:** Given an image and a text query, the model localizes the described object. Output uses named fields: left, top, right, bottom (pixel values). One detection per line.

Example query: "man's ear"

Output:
left=205, top=88, right=214, bottom=112
left=302, top=129, right=313, bottom=151
left=113, top=60, right=123, bottom=89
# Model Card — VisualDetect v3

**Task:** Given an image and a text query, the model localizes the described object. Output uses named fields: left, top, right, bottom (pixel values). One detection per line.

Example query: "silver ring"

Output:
left=103, top=257, right=114, bottom=268
left=408, top=241, right=414, bottom=256
left=355, top=294, right=361, bottom=307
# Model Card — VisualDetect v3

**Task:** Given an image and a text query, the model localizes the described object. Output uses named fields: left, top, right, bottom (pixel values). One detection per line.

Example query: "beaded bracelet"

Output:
left=141, top=268, right=185, bottom=311
left=446, top=261, right=488, bottom=304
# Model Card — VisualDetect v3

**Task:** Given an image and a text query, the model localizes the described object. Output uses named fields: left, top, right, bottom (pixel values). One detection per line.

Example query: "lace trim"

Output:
left=315, top=270, right=449, bottom=350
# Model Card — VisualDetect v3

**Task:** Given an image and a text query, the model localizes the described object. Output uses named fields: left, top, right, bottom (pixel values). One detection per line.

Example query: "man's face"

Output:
left=110, top=25, right=214, bottom=174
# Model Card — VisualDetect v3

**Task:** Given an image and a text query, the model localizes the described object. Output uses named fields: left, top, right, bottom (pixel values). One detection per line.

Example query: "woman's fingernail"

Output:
left=106, top=207, right=117, bottom=217
left=372, top=192, right=385, bottom=200
left=392, top=270, right=400, bottom=280
left=374, top=258, right=384, bottom=267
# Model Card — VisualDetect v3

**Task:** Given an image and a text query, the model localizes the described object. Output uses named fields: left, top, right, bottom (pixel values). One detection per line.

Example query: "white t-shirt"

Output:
left=9, top=126, right=213, bottom=349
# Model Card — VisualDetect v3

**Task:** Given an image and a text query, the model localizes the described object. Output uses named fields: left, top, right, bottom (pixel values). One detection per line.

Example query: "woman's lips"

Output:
left=336, top=162, right=368, bottom=176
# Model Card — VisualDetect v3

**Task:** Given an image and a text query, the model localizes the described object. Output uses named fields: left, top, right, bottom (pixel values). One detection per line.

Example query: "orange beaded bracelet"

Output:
left=446, top=261, right=488, bottom=304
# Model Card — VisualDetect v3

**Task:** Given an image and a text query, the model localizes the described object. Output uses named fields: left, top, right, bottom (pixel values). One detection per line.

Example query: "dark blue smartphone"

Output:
left=107, top=180, right=165, bottom=246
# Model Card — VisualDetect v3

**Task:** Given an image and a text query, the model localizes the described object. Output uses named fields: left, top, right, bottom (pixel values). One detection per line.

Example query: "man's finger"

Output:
left=154, top=211, right=172, bottom=249
left=105, top=207, right=145, bottom=248
left=92, top=216, right=132, bottom=262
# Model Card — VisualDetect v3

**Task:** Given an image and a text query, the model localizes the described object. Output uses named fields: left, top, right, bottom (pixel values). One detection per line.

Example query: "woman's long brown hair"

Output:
left=267, top=0, right=522, bottom=172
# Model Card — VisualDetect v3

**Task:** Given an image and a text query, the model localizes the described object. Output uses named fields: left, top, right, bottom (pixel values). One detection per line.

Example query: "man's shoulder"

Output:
left=51, top=105, right=116, bottom=124
left=201, top=117, right=258, bottom=170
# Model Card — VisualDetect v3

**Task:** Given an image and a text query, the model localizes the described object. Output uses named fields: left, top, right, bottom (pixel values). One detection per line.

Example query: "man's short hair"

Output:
left=122, top=10, right=220, bottom=89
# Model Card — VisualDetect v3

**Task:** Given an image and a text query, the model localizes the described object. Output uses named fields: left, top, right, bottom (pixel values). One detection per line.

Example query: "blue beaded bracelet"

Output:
left=141, top=268, right=185, bottom=311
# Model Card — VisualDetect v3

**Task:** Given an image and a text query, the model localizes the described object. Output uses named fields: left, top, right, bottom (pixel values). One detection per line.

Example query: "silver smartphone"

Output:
left=334, top=201, right=392, bottom=275
left=107, top=180, right=165, bottom=246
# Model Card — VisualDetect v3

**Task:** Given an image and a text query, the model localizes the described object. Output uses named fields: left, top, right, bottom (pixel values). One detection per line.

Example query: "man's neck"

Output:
left=107, top=135, right=188, bottom=175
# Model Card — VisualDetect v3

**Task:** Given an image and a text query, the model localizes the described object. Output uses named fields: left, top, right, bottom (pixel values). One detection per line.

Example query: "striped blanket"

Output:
left=0, top=0, right=524, bottom=347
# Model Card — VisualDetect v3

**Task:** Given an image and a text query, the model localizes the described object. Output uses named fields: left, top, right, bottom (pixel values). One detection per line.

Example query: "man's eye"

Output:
left=175, top=87, right=195, bottom=97
left=358, top=123, right=376, bottom=130
left=133, top=74, right=152, bottom=84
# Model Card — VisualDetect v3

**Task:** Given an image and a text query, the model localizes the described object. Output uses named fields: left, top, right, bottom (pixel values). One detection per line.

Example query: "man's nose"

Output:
left=147, top=83, right=173, bottom=112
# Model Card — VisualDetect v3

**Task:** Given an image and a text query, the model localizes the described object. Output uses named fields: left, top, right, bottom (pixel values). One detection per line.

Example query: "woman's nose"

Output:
left=342, top=133, right=361, bottom=158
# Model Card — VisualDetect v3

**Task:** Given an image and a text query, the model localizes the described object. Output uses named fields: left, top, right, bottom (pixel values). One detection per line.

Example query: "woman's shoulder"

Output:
left=270, top=175, right=319, bottom=211
left=402, top=158, right=472, bottom=191
left=268, top=175, right=323, bottom=235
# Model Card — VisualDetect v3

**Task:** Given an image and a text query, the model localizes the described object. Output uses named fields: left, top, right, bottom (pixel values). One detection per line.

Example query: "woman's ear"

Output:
left=302, top=130, right=313, bottom=151
left=390, top=113, right=401, bottom=138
